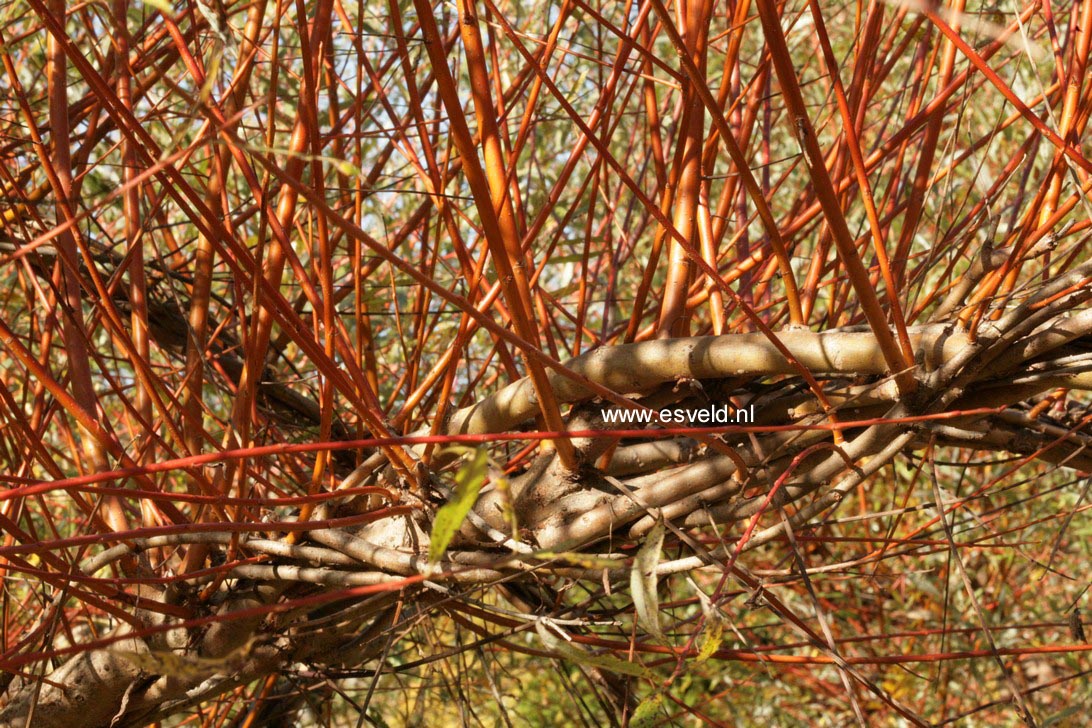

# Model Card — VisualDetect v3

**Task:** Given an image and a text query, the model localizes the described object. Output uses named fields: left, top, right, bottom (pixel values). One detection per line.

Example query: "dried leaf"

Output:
left=689, top=577, right=726, bottom=662
left=534, top=621, right=651, bottom=678
left=533, top=550, right=623, bottom=569
left=631, top=519, right=665, bottom=640
left=113, top=638, right=254, bottom=681
left=697, top=616, right=725, bottom=662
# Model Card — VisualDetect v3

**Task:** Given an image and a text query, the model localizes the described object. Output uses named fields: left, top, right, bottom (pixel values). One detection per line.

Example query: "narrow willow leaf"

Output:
left=534, top=622, right=651, bottom=678
left=365, top=710, right=393, bottom=728
left=428, top=447, right=489, bottom=564
left=532, top=551, right=623, bottom=569
left=630, top=692, right=665, bottom=728
left=435, top=444, right=479, bottom=459
left=688, top=577, right=726, bottom=662
left=697, top=616, right=725, bottom=662
left=490, top=468, right=519, bottom=540
left=549, top=252, right=588, bottom=264
left=631, top=519, right=665, bottom=640
left=113, top=638, right=254, bottom=680
left=113, top=649, right=200, bottom=679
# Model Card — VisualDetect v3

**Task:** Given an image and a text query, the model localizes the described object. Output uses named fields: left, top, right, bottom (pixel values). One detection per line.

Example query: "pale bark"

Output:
left=4, top=308, right=1091, bottom=726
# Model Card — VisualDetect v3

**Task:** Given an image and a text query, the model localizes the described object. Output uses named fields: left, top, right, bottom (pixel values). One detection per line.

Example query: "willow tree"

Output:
left=1, top=0, right=1090, bottom=725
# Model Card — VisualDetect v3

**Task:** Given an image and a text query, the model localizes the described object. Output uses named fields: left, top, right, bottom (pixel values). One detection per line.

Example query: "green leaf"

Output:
left=428, top=447, right=489, bottom=564
left=631, top=691, right=665, bottom=728
left=548, top=252, right=587, bottom=264
left=364, top=710, right=393, bottom=728
left=631, top=519, right=665, bottom=640
left=534, top=622, right=651, bottom=678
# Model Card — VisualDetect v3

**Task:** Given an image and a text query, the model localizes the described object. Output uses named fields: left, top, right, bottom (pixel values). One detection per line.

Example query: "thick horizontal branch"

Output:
left=444, top=325, right=971, bottom=437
